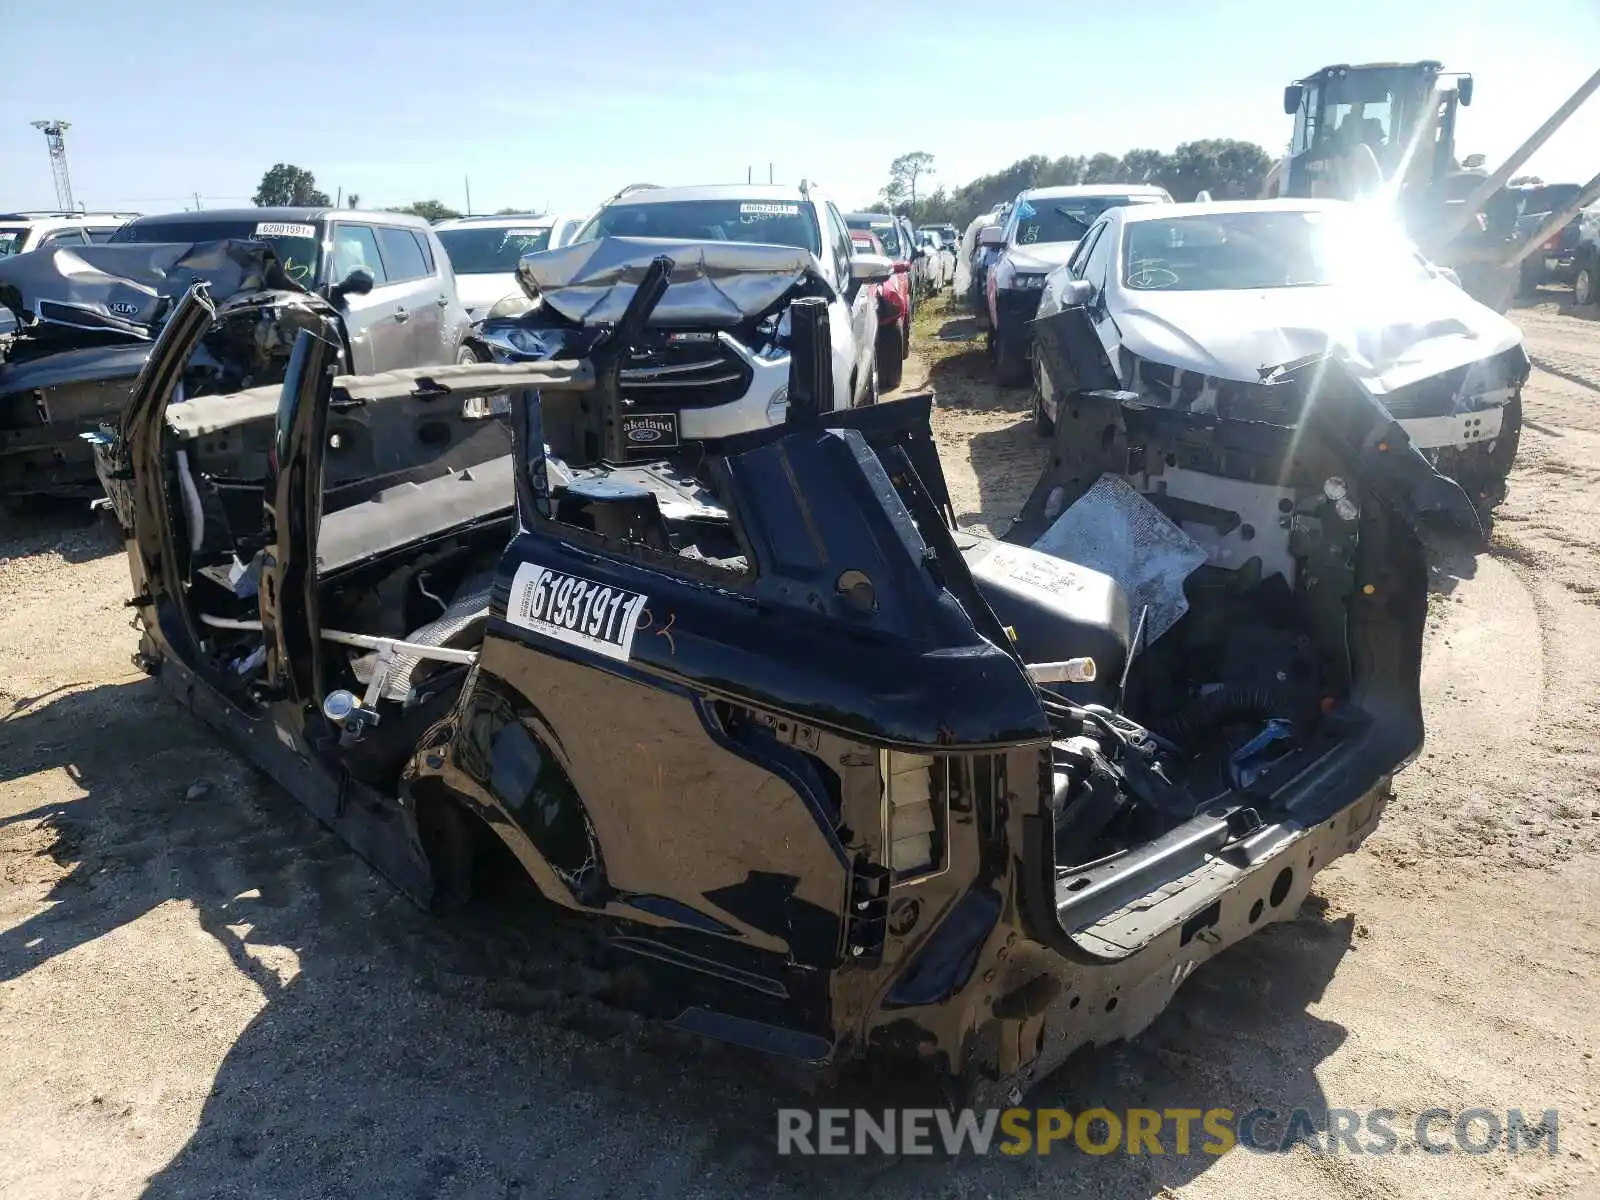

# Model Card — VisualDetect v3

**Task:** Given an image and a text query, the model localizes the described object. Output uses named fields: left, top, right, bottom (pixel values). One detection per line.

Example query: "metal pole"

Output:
left=464, top=175, right=472, bottom=216
left=1437, top=67, right=1600, bottom=245
left=1502, top=170, right=1600, bottom=269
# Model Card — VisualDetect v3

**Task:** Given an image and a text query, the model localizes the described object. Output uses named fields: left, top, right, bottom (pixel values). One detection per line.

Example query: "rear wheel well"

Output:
left=408, top=780, right=527, bottom=912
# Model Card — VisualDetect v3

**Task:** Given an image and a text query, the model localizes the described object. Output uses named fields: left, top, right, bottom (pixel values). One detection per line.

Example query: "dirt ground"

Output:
left=1, top=293, right=1597, bottom=1199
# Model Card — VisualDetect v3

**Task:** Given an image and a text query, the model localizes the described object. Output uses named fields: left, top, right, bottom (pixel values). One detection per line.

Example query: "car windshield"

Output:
left=436, top=225, right=551, bottom=274
left=1015, top=195, right=1160, bottom=245
left=0, top=227, right=26, bottom=258
left=1122, top=209, right=1433, bottom=292
left=578, top=199, right=820, bottom=255
left=109, top=219, right=322, bottom=286
left=847, top=217, right=902, bottom=256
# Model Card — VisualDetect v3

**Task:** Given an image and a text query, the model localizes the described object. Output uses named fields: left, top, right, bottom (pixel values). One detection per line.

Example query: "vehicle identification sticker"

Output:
left=506, top=563, right=648, bottom=662
left=254, top=222, right=317, bottom=239
left=739, top=203, right=799, bottom=216
left=506, top=228, right=545, bottom=236
left=620, top=412, right=679, bottom=450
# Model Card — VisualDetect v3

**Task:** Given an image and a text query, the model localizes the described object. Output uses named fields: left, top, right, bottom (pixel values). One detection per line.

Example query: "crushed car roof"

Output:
left=516, top=236, right=821, bottom=325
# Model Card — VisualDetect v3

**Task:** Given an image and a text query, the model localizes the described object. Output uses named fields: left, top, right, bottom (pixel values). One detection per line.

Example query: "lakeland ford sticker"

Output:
left=254, top=222, right=317, bottom=239
left=506, top=563, right=648, bottom=662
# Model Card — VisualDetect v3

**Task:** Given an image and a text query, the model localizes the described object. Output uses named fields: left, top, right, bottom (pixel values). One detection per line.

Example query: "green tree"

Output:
left=347, top=193, right=361, bottom=209
left=883, top=151, right=935, bottom=215
left=1081, top=153, right=1122, bottom=184
left=393, top=199, right=462, bottom=222
left=494, top=206, right=543, bottom=215
left=253, top=163, right=331, bottom=207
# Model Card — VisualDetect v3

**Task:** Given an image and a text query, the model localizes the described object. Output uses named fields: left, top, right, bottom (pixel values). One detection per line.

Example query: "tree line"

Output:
left=251, top=164, right=533, bottom=219
left=873, top=141, right=1278, bottom=225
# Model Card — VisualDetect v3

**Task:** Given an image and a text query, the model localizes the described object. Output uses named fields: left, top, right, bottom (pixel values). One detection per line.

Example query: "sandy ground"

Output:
left=1, top=294, right=1597, bottom=1199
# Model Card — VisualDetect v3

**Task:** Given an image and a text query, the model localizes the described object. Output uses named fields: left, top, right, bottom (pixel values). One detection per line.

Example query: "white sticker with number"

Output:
left=254, top=222, right=317, bottom=239
left=739, top=203, right=799, bottom=216
left=506, top=562, right=649, bottom=662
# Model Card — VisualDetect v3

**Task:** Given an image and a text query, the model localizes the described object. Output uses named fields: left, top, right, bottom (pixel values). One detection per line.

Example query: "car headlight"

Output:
left=504, top=327, right=548, bottom=356
left=1013, top=273, right=1047, bottom=290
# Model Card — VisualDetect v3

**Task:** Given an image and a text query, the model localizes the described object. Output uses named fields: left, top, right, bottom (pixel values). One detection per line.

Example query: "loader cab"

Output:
left=1283, top=62, right=1472, bottom=199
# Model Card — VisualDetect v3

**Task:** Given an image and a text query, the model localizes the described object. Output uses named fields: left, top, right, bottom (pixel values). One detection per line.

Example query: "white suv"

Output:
left=984, top=184, right=1172, bottom=384
left=570, top=183, right=889, bottom=416
left=433, top=213, right=585, bottom=319
left=0, top=210, right=134, bottom=258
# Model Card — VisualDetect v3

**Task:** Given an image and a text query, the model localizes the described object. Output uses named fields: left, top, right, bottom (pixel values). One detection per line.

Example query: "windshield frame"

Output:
left=574, top=198, right=822, bottom=256
left=435, top=224, right=553, bottom=275
left=1119, top=208, right=1435, bottom=293
left=1012, top=194, right=1162, bottom=248
left=109, top=218, right=325, bottom=288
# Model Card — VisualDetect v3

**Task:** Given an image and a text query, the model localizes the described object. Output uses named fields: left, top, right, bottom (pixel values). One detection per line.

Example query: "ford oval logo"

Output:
left=628, top=427, right=662, bottom=443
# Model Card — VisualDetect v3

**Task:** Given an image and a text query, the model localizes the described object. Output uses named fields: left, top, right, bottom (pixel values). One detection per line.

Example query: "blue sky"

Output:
left=4, top=0, right=1596, bottom=218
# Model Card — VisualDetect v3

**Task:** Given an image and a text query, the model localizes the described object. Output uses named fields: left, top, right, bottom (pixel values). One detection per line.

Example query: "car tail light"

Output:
left=892, top=261, right=910, bottom=275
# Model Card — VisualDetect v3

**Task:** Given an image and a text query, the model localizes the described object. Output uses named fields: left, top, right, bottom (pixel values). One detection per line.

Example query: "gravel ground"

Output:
left=0, top=294, right=1596, bottom=1199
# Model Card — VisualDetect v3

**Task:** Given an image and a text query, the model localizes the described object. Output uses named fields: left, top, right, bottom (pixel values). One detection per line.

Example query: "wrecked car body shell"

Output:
left=111, top=261, right=1458, bottom=1099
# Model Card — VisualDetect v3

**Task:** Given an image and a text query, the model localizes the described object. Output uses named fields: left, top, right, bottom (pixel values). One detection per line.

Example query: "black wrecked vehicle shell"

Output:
left=108, top=272, right=1449, bottom=1102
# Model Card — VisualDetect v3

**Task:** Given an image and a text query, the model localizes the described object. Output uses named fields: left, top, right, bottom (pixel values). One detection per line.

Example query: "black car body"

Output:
left=1512, top=183, right=1585, bottom=290
left=102, top=247, right=1471, bottom=1098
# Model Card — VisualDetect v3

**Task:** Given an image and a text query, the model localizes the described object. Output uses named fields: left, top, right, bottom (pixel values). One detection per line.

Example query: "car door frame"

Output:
left=1073, top=214, right=1122, bottom=368
left=374, top=221, right=444, bottom=367
left=326, top=220, right=403, bottom=374
left=817, top=202, right=863, bottom=407
left=824, top=201, right=875, bottom=405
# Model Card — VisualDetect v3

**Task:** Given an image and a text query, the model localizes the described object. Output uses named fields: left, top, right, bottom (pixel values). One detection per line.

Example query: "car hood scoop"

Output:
left=516, top=236, right=823, bottom=327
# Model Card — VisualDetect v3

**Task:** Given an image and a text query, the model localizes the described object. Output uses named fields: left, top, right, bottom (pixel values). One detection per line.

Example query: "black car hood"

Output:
left=0, top=239, right=300, bottom=340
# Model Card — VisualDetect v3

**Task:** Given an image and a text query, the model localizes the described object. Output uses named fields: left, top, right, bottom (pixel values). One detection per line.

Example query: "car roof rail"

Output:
left=603, top=182, right=661, bottom=206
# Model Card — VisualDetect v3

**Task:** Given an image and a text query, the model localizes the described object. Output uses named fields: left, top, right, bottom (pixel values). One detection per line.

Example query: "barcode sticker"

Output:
left=254, top=222, right=317, bottom=239
left=506, top=563, right=648, bottom=662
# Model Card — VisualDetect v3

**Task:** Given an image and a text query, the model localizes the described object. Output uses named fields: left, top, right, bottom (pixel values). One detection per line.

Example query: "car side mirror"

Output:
left=1060, top=278, right=1098, bottom=309
left=329, top=266, right=375, bottom=307
left=979, top=224, right=1005, bottom=247
left=850, top=253, right=894, bottom=284
left=1283, top=84, right=1303, bottom=115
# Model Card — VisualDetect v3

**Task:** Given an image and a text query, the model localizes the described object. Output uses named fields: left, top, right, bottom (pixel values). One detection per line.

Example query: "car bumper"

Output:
left=993, top=286, right=1045, bottom=332
left=978, top=779, right=1390, bottom=1101
left=1396, top=402, right=1504, bottom=451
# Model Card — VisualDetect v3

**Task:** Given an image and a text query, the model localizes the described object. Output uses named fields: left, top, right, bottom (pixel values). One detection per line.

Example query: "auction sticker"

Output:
left=740, top=203, right=799, bottom=216
left=506, top=562, right=648, bottom=662
left=255, top=222, right=317, bottom=239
